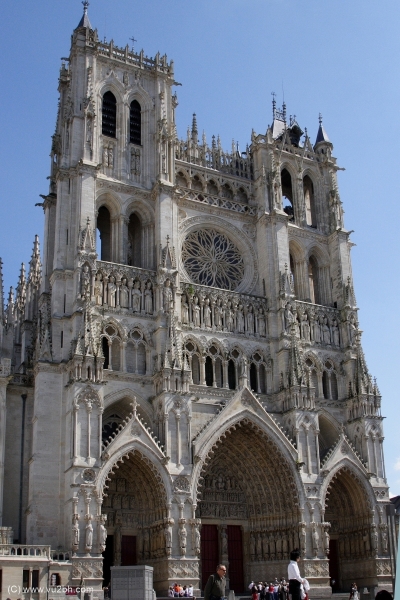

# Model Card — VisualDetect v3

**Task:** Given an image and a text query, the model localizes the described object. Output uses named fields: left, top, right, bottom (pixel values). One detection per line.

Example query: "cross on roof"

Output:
left=82, top=0, right=89, bottom=12
left=130, top=36, right=137, bottom=51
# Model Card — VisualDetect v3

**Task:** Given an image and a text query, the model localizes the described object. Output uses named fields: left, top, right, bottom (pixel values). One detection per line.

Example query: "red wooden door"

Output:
left=329, top=539, right=340, bottom=591
left=201, top=525, right=219, bottom=590
left=121, top=535, right=137, bottom=566
left=227, top=525, right=244, bottom=593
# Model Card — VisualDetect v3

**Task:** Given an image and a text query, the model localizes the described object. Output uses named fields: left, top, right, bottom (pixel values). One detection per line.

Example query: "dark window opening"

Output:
left=228, top=360, right=236, bottom=390
left=97, top=206, right=111, bottom=262
left=127, top=213, right=142, bottom=267
left=102, top=337, right=110, bottom=369
left=281, top=168, right=294, bottom=219
left=130, top=100, right=141, bottom=145
left=250, top=363, right=257, bottom=392
left=205, top=356, right=213, bottom=387
left=102, top=91, right=117, bottom=138
left=192, top=355, right=200, bottom=385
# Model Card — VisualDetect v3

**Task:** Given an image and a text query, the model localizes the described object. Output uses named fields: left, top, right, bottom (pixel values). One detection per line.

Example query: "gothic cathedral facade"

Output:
left=0, top=6, right=393, bottom=597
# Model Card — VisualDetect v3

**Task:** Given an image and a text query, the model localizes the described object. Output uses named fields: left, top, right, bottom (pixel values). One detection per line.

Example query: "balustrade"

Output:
left=176, top=141, right=253, bottom=179
left=0, top=544, right=51, bottom=558
left=180, top=189, right=257, bottom=216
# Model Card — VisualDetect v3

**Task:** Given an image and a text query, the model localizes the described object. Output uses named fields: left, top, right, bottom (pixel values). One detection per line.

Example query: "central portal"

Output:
left=197, top=420, right=301, bottom=592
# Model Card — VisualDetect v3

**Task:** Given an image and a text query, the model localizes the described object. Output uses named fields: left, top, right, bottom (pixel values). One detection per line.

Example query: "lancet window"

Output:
left=322, top=361, right=338, bottom=400
left=102, top=91, right=117, bottom=138
left=281, top=168, right=294, bottom=220
left=96, top=206, right=112, bottom=262
left=308, top=256, right=320, bottom=304
left=101, top=324, right=122, bottom=371
left=249, top=352, right=268, bottom=394
left=303, top=175, right=317, bottom=228
left=129, top=100, right=141, bottom=145
left=126, top=328, right=147, bottom=375
left=183, top=340, right=201, bottom=385
left=127, top=212, right=142, bottom=267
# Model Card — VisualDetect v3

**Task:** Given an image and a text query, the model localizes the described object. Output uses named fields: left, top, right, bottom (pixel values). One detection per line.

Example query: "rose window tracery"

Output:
left=182, top=229, right=245, bottom=290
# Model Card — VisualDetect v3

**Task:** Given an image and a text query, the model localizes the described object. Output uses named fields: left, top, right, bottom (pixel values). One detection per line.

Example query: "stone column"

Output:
left=0, top=373, right=12, bottom=525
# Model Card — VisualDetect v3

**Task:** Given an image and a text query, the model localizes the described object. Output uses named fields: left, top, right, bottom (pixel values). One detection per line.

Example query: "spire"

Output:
left=7, top=287, right=14, bottom=326
left=314, top=113, right=331, bottom=146
left=191, top=113, right=198, bottom=144
left=28, top=235, right=42, bottom=289
left=76, top=0, right=92, bottom=30
left=16, top=264, right=26, bottom=314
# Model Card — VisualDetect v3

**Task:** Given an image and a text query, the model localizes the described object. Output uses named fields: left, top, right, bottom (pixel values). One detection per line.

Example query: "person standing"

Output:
left=288, top=549, right=305, bottom=600
left=204, top=564, right=227, bottom=600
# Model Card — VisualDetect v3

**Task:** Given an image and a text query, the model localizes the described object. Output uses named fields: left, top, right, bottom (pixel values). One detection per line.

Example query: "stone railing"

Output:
left=51, top=550, right=71, bottom=562
left=176, top=141, right=253, bottom=179
left=97, top=42, right=172, bottom=74
left=0, top=544, right=51, bottom=558
left=180, top=282, right=268, bottom=337
left=179, top=189, right=257, bottom=216
left=93, top=261, right=156, bottom=314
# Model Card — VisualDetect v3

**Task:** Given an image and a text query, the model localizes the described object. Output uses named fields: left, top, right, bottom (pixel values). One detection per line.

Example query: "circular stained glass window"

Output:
left=182, top=229, right=245, bottom=290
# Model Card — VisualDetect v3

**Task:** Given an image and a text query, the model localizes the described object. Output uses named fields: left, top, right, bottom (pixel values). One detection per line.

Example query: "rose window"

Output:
left=182, top=229, right=244, bottom=290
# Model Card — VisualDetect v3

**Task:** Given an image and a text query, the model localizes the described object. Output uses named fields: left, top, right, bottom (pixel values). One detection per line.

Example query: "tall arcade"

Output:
left=0, top=4, right=393, bottom=597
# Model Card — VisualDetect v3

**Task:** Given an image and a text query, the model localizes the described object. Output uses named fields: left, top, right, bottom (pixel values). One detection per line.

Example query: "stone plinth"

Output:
left=111, top=565, right=154, bottom=600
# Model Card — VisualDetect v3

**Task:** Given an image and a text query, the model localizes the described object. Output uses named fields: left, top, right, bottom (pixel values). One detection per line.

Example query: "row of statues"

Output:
left=283, top=302, right=358, bottom=347
left=181, top=293, right=267, bottom=336
left=93, top=273, right=154, bottom=313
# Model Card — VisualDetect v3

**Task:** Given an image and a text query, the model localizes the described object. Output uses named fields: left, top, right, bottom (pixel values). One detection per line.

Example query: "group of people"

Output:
left=168, top=582, right=194, bottom=597
left=248, top=578, right=294, bottom=600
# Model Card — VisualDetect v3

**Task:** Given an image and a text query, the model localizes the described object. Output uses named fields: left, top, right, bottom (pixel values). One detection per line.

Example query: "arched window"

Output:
left=102, top=337, right=109, bottom=369
left=127, top=213, right=142, bottom=267
left=304, top=175, right=317, bottom=228
left=192, top=355, right=200, bottom=384
left=228, top=359, right=236, bottom=390
left=97, top=206, right=111, bottom=262
left=205, top=356, right=213, bottom=387
left=221, top=183, right=233, bottom=199
left=281, top=168, right=294, bottom=219
left=207, top=180, right=218, bottom=195
left=308, top=256, right=320, bottom=304
left=322, top=361, right=338, bottom=400
left=322, top=371, right=329, bottom=399
left=130, top=100, right=141, bottom=145
left=192, top=175, right=203, bottom=191
left=250, top=363, right=257, bottom=392
left=215, top=357, right=223, bottom=388
left=102, top=91, right=117, bottom=138
left=289, top=253, right=299, bottom=298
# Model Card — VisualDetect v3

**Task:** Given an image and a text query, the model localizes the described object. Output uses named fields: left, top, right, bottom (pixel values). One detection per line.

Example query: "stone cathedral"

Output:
left=0, top=4, right=394, bottom=598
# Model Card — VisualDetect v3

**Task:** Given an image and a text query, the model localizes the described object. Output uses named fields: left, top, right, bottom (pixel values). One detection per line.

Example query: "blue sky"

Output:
left=0, top=1, right=399, bottom=494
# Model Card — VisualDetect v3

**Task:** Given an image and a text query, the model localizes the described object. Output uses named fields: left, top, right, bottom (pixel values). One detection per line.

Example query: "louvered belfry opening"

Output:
left=130, top=100, right=141, bottom=145
left=102, top=91, right=117, bottom=138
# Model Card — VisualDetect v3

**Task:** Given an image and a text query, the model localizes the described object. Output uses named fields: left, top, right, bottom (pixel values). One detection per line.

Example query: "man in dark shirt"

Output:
left=204, top=564, right=227, bottom=600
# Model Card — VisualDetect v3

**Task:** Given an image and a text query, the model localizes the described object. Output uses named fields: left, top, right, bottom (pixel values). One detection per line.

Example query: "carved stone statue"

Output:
left=132, top=280, right=141, bottom=312
left=181, top=294, right=189, bottom=324
left=164, top=525, right=172, bottom=555
left=72, top=520, right=79, bottom=548
left=192, top=524, right=200, bottom=556
left=302, top=313, right=311, bottom=341
left=312, top=524, right=319, bottom=557
left=284, top=303, right=294, bottom=332
left=323, top=529, right=330, bottom=555
left=322, top=317, right=331, bottom=344
left=214, top=300, right=223, bottom=329
left=370, top=525, right=378, bottom=556
left=225, top=302, right=234, bottom=332
left=94, top=273, right=103, bottom=305
left=178, top=525, right=187, bottom=555
left=108, top=276, right=116, bottom=308
left=99, top=522, right=107, bottom=551
left=300, top=522, right=306, bottom=556
left=247, top=305, right=254, bottom=334
left=120, top=278, right=129, bottom=308
left=81, top=265, right=91, bottom=298
left=163, top=279, right=173, bottom=311
left=221, top=527, right=228, bottom=555
left=236, top=305, right=244, bottom=333
left=381, top=528, right=388, bottom=553
left=204, top=298, right=212, bottom=328
left=85, top=520, right=93, bottom=549
left=192, top=297, right=200, bottom=327
left=144, top=281, right=153, bottom=314
left=314, top=316, right=321, bottom=343
left=332, top=319, right=340, bottom=346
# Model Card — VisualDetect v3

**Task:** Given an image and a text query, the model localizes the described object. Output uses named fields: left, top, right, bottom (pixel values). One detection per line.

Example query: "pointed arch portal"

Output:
left=101, top=450, right=168, bottom=585
left=324, top=467, right=374, bottom=591
left=197, top=420, right=301, bottom=592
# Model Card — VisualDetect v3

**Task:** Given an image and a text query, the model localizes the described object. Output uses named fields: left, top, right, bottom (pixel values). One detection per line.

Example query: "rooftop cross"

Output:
left=82, top=0, right=89, bottom=13
left=319, top=112, right=323, bottom=126
left=130, top=36, right=137, bottom=51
